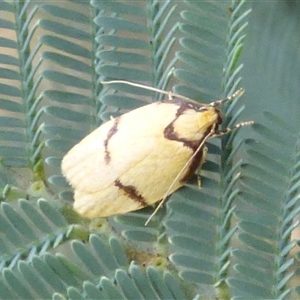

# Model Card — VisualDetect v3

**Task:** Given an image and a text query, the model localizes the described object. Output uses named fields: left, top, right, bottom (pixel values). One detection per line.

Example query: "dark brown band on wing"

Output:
left=179, top=126, right=212, bottom=183
left=164, top=122, right=198, bottom=150
left=104, top=118, right=119, bottom=164
left=163, top=102, right=205, bottom=151
left=114, top=179, right=148, bottom=207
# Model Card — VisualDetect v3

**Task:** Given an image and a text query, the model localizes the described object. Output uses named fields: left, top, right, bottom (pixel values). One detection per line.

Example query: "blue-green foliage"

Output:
left=0, top=1, right=299, bottom=299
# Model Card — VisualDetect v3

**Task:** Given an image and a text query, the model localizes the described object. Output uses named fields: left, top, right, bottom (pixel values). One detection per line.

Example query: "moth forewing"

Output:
left=62, top=101, right=212, bottom=219
left=61, top=81, right=253, bottom=225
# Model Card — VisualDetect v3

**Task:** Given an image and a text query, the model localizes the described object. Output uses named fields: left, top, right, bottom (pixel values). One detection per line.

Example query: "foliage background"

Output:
left=0, top=0, right=299, bottom=299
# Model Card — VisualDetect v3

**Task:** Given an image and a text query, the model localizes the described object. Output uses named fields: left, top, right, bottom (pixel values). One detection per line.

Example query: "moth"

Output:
left=61, top=81, right=253, bottom=224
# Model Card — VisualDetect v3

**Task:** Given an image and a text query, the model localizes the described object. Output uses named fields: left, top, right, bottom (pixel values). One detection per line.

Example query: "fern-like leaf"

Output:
left=0, top=199, right=72, bottom=271
left=165, top=2, right=250, bottom=296
left=229, top=112, right=300, bottom=299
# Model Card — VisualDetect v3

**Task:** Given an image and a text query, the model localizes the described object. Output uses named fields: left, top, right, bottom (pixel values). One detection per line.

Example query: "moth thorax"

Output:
left=171, top=108, right=215, bottom=141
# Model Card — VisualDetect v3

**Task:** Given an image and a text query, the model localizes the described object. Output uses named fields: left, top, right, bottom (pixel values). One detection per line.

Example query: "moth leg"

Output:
left=213, top=121, right=254, bottom=137
left=196, top=146, right=208, bottom=189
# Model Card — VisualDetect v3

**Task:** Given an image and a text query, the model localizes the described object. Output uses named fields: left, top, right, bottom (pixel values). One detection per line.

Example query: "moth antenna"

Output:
left=101, top=80, right=205, bottom=106
left=210, top=88, right=245, bottom=107
left=145, top=128, right=216, bottom=226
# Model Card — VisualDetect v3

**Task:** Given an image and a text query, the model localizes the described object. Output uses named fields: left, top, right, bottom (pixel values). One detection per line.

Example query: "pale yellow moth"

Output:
left=61, top=81, right=253, bottom=224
